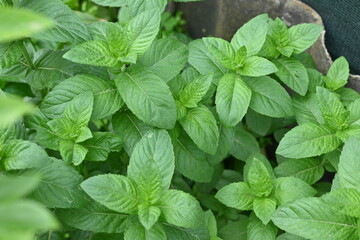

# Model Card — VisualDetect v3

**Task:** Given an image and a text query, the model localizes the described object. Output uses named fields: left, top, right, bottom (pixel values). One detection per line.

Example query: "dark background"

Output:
left=301, top=0, right=360, bottom=74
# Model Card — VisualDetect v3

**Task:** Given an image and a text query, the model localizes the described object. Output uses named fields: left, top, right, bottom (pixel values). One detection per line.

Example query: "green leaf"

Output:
left=24, top=159, right=86, bottom=208
left=126, top=0, right=167, bottom=18
left=173, top=130, right=214, bottom=182
left=321, top=188, right=360, bottom=218
left=292, top=94, right=324, bottom=125
left=0, top=200, right=59, bottom=236
left=179, top=74, right=213, bottom=108
left=40, top=75, right=123, bottom=120
left=59, top=140, right=88, bottom=165
left=231, top=14, right=270, bottom=56
left=253, top=198, right=277, bottom=225
left=115, top=67, right=176, bottom=129
left=179, top=105, right=219, bottom=154
left=1, top=140, right=49, bottom=170
left=215, top=74, right=251, bottom=127
left=135, top=160, right=162, bottom=204
left=124, top=218, right=166, bottom=240
left=348, top=98, right=360, bottom=125
left=138, top=38, right=188, bottom=82
left=273, top=57, right=309, bottom=96
left=81, top=174, right=139, bottom=214
left=112, top=111, right=153, bottom=155
left=218, top=217, right=248, bottom=240
left=159, top=189, right=205, bottom=229
left=238, top=56, right=278, bottom=77
left=64, top=40, right=119, bottom=67
left=91, top=0, right=128, bottom=7
left=274, top=177, right=317, bottom=205
left=325, top=57, right=349, bottom=90
left=0, top=42, right=22, bottom=69
left=277, top=233, right=306, bottom=240
left=274, top=158, right=324, bottom=185
left=0, top=7, right=53, bottom=42
left=316, top=86, right=349, bottom=130
left=0, top=95, right=34, bottom=128
left=244, top=76, right=294, bottom=118
left=215, top=182, right=255, bottom=210
left=272, top=197, right=358, bottom=240
left=82, top=132, right=123, bottom=161
left=288, top=23, right=322, bottom=54
left=338, top=138, right=360, bottom=191
left=203, top=37, right=237, bottom=69
left=126, top=9, right=161, bottom=56
left=245, top=110, right=272, bottom=136
left=276, top=123, right=341, bottom=158
left=230, top=127, right=260, bottom=161
left=128, top=130, right=174, bottom=190
left=138, top=204, right=161, bottom=230
left=247, top=213, right=277, bottom=240
left=20, top=0, right=90, bottom=43
left=0, top=175, right=39, bottom=201
left=207, top=124, right=235, bottom=165
left=57, top=200, right=128, bottom=233
left=244, top=153, right=276, bottom=182
left=248, top=159, right=273, bottom=197
left=188, top=39, right=228, bottom=82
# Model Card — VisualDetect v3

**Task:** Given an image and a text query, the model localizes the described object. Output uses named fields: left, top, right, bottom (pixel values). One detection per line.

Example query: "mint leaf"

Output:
left=179, top=105, right=219, bottom=154
left=59, top=140, right=88, bottom=165
left=173, top=130, right=214, bottom=182
left=276, top=123, right=341, bottom=158
left=272, top=197, right=357, bottom=240
left=116, top=67, right=176, bottom=129
left=138, top=38, right=188, bottom=82
left=82, top=132, right=123, bottom=162
left=20, top=0, right=90, bottom=43
left=203, top=37, right=237, bottom=69
left=248, top=159, right=273, bottom=197
left=1, top=140, right=49, bottom=170
left=316, top=86, right=349, bottom=130
left=159, top=189, right=205, bottom=229
left=321, top=188, right=360, bottom=218
left=238, top=56, right=278, bottom=77
left=244, top=76, right=294, bottom=117
left=247, top=213, right=277, bottom=240
left=81, top=174, right=139, bottom=214
left=273, top=57, right=309, bottom=96
left=274, top=158, right=324, bottom=185
left=215, top=182, right=255, bottom=210
left=128, top=130, right=174, bottom=190
left=64, top=40, right=119, bottom=67
left=124, top=218, right=166, bottom=240
left=216, top=74, right=251, bottom=127
left=57, top=200, right=128, bottom=233
left=0, top=42, right=22, bottom=69
left=179, top=74, right=213, bottom=108
left=230, top=127, right=260, bottom=161
left=138, top=203, right=161, bottom=230
left=253, top=198, right=277, bottom=225
left=112, top=111, right=153, bottom=155
left=41, top=75, right=121, bottom=121
left=325, top=57, right=349, bottom=91
left=338, top=137, right=360, bottom=191
left=288, top=23, right=322, bottom=54
left=126, top=9, right=161, bottom=56
left=231, top=14, right=269, bottom=56
left=274, top=177, right=316, bottom=205
left=0, top=7, right=53, bottom=42
left=188, top=39, right=228, bottom=81
left=24, top=159, right=86, bottom=208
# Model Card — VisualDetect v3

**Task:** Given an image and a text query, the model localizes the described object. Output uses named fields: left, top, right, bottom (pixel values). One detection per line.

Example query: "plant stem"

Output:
left=19, top=40, right=35, bottom=69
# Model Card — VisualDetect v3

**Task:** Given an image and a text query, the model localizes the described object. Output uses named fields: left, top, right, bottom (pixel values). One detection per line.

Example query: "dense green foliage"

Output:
left=1, top=0, right=360, bottom=239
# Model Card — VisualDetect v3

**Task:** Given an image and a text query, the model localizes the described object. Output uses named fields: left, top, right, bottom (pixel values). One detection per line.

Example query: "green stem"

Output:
left=19, top=41, right=35, bottom=69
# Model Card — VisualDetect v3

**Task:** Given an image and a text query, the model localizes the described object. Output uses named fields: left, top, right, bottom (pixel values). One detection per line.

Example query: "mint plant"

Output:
left=1, top=0, right=360, bottom=239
